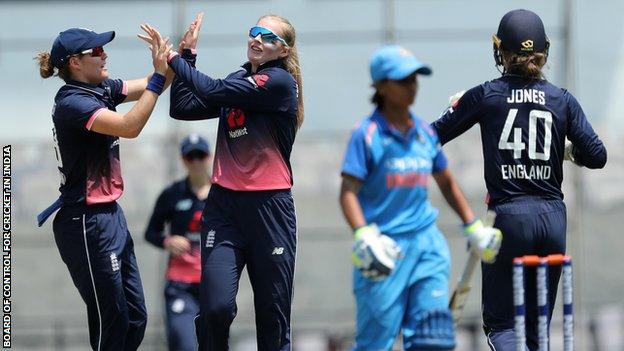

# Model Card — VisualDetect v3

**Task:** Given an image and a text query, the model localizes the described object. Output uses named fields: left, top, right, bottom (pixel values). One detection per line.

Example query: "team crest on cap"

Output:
left=521, top=40, right=534, bottom=51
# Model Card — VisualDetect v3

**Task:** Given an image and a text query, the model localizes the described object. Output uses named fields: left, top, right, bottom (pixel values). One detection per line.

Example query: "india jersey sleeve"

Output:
left=54, top=93, right=106, bottom=131
left=341, top=124, right=373, bottom=181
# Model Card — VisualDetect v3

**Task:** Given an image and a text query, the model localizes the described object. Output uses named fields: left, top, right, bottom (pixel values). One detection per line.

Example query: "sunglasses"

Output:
left=183, top=151, right=209, bottom=161
left=249, top=26, right=288, bottom=46
left=72, top=46, right=105, bottom=58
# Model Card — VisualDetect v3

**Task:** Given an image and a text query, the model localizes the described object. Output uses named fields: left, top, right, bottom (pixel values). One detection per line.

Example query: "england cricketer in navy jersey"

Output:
left=341, top=45, right=502, bottom=351
left=36, top=27, right=172, bottom=350
left=150, top=14, right=304, bottom=351
left=432, top=9, right=606, bottom=351
left=144, top=134, right=212, bottom=351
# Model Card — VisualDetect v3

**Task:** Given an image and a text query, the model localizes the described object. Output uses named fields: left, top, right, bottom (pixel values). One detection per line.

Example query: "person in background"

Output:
left=145, top=133, right=212, bottom=351
left=340, top=45, right=502, bottom=351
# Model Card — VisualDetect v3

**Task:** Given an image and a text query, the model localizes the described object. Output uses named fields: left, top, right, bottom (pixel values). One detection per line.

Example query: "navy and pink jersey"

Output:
left=51, top=79, right=128, bottom=205
left=432, top=75, right=607, bottom=205
left=341, top=110, right=448, bottom=235
left=168, top=50, right=298, bottom=191
left=144, top=179, right=204, bottom=283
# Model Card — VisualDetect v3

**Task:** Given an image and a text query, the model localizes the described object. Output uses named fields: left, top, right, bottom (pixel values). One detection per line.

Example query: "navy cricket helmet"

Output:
left=493, top=9, right=550, bottom=67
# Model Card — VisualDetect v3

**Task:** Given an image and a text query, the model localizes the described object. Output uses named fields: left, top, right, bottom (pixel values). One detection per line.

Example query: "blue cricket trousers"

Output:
left=195, top=184, right=297, bottom=351
left=482, top=197, right=566, bottom=351
left=53, top=202, right=147, bottom=351
left=165, top=281, right=200, bottom=351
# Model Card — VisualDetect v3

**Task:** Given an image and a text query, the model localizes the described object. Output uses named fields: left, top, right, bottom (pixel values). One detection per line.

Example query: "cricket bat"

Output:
left=449, top=211, right=497, bottom=325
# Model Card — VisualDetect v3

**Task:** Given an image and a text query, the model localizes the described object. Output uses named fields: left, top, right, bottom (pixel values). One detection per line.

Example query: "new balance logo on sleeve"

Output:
left=271, top=247, right=284, bottom=255
left=110, top=253, right=120, bottom=272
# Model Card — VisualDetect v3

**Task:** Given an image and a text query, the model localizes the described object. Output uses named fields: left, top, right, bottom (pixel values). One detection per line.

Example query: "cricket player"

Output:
left=340, top=45, right=503, bottom=351
left=432, top=9, right=607, bottom=350
left=36, top=26, right=172, bottom=350
left=149, top=13, right=303, bottom=350
left=144, top=134, right=212, bottom=351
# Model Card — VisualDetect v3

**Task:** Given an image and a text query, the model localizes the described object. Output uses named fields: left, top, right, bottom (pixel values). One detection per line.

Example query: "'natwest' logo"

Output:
left=227, top=108, right=246, bottom=128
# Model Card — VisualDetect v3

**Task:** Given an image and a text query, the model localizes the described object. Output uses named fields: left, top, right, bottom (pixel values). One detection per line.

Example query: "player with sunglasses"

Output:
left=144, top=12, right=304, bottom=350
left=144, top=134, right=212, bottom=351
left=35, top=26, right=172, bottom=350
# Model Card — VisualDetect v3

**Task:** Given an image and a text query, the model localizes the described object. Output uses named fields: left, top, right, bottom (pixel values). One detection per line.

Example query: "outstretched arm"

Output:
left=90, top=24, right=171, bottom=138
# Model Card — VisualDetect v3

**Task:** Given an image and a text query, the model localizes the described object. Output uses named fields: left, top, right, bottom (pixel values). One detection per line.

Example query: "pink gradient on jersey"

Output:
left=86, top=154, right=124, bottom=204
left=121, top=81, right=128, bottom=96
left=420, top=120, right=435, bottom=136
left=365, top=121, right=378, bottom=146
left=212, top=131, right=291, bottom=191
left=166, top=247, right=201, bottom=283
left=85, top=107, right=107, bottom=131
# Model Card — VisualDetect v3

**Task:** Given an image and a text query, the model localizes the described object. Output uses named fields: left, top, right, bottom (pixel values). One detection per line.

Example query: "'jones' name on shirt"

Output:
left=501, top=164, right=551, bottom=180
left=507, top=89, right=546, bottom=105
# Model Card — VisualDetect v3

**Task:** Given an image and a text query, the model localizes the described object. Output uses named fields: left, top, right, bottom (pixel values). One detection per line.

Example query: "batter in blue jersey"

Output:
left=340, top=45, right=503, bottom=351
left=432, top=9, right=607, bottom=351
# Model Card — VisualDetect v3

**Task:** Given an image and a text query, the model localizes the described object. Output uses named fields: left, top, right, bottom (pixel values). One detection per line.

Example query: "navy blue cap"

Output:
left=496, top=9, right=548, bottom=54
left=50, top=28, right=115, bottom=69
left=370, top=45, right=431, bottom=83
left=180, top=133, right=211, bottom=156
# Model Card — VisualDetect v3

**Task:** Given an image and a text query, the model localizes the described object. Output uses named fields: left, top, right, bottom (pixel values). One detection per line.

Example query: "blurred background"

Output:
left=3, top=0, right=623, bottom=349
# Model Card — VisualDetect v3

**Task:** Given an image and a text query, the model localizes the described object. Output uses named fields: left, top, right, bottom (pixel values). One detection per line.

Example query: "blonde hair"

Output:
left=35, top=51, right=71, bottom=81
left=258, top=14, right=304, bottom=130
left=502, top=51, right=547, bottom=80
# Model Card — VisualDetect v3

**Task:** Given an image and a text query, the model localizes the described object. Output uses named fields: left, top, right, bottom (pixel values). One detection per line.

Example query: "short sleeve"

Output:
left=104, top=78, right=128, bottom=106
left=432, top=147, right=448, bottom=173
left=54, top=94, right=107, bottom=131
left=341, top=126, right=371, bottom=181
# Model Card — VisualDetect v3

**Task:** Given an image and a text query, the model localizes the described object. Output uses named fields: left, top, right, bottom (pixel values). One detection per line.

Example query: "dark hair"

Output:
left=501, top=50, right=547, bottom=80
left=371, top=90, right=384, bottom=108
left=258, top=15, right=304, bottom=130
left=35, top=51, right=71, bottom=81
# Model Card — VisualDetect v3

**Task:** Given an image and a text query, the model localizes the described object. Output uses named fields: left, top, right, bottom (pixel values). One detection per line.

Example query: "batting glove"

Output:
left=564, top=143, right=581, bottom=166
left=352, top=224, right=401, bottom=281
left=448, top=90, right=466, bottom=107
left=463, top=219, right=502, bottom=263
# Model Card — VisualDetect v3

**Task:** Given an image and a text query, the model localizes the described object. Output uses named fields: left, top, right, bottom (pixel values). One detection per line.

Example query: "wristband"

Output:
left=146, top=72, right=166, bottom=95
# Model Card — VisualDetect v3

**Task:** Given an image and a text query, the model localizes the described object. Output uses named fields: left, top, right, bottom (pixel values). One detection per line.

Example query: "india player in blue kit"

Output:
left=145, top=134, right=212, bottom=351
left=432, top=9, right=607, bottom=351
left=36, top=26, right=172, bottom=350
left=340, top=45, right=503, bottom=351
left=149, top=13, right=304, bottom=350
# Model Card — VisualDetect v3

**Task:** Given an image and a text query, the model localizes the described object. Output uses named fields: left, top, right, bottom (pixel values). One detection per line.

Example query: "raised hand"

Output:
left=138, top=24, right=172, bottom=75
left=179, top=12, right=204, bottom=52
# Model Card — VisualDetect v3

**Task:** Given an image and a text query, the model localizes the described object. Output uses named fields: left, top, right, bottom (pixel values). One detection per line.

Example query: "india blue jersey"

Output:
left=341, top=109, right=448, bottom=235
left=433, top=75, right=606, bottom=205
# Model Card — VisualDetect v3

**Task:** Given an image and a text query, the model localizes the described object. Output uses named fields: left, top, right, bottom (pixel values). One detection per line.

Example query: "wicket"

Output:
left=513, top=254, right=573, bottom=351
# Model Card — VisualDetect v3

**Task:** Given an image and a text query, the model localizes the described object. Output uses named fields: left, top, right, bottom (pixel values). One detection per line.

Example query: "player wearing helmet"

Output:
left=432, top=9, right=607, bottom=350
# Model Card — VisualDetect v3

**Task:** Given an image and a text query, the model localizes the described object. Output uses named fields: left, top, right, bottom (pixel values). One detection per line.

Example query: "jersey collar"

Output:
left=241, top=58, right=286, bottom=74
left=371, top=108, right=423, bottom=143
left=64, top=79, right=107, bottom=96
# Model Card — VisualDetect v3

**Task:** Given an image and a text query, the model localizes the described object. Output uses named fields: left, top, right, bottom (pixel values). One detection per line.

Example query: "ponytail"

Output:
left=502, top=51, right=547, bottom=80
left=35, top=51, right=71, bottom=81
left=259, top=14, right=305, bottom=130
